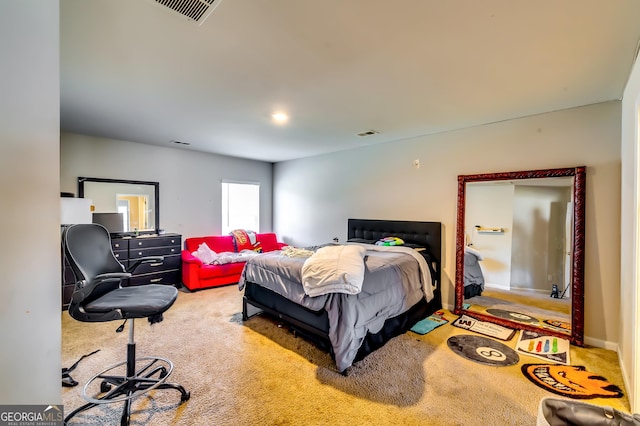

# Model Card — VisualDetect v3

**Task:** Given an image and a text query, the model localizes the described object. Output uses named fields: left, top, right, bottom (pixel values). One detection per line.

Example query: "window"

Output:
left=221, top=182, right=260, bottom=234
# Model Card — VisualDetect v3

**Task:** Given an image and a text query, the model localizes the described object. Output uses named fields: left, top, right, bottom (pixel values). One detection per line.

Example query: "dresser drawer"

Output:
left=111, top=238, right=128, bottom=252
left=129, top=235, right=181, bottom=249
left=129, top=245, right=181, bottom=258
left=113, top=250, right=128, bottom=262
left=131, top=254, right=180, bottom=275
left=129, top=269, right=181, bottom=287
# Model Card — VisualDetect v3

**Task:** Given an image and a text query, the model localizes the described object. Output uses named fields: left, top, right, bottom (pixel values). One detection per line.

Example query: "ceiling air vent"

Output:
left=357, top=130, right=380, bottom=137
left=149, top=0, right=222, bottom=25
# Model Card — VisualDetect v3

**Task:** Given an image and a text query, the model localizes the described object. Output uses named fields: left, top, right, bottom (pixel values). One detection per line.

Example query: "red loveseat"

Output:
left=181, top=233, right=286, bottom=291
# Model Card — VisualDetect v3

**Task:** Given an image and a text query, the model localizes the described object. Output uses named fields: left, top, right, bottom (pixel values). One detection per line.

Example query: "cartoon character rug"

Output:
left=521, top=364, right=624, bottom=399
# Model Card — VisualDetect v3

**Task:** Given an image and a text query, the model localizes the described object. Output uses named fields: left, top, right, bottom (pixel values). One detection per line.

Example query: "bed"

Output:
left=240, top=219, right=442, bottom=373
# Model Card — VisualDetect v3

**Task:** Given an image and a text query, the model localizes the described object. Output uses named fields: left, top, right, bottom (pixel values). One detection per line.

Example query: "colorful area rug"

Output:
left=521, top=364, right=624, bottom=399
left=447, top=335, right=519, bottom=367
left=516, top=330, right=570, bottom=365
left=410, top=311, right=448, bottom=335
left=452, top=314, right=516, bottom=341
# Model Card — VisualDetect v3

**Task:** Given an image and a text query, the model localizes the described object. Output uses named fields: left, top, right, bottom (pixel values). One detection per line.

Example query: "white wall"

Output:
left=620, top=53, right=640, bottom=411
left=274, top=101, right=621, bottom=346
left=465, top=183, right=514, bottom=289
left=60, top=133, right=273, bottom=240
left=0, top=1, right=61, bottom=404
left=511, top=185, right=571, bottom=292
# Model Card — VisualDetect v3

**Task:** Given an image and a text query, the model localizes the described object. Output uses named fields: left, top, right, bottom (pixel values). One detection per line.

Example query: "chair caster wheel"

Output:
left=100, top=381, right=111, bottom=393
left=181, top=391, right=191, bottom=402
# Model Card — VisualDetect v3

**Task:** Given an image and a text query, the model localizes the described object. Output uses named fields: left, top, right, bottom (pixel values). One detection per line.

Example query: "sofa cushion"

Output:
left=199, top=262, right=246, bottom=279
left=257, top=233, right=279, bottom=252
left=185, top=236, right=235, bottom=253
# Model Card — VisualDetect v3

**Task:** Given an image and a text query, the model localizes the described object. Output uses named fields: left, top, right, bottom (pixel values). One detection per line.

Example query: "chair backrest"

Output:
left=63, top=224, right=126, bottom=307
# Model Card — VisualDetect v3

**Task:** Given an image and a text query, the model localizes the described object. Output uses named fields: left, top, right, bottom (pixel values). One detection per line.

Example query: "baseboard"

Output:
left=583, top=335, right=618, bottom=351
left=617, top=347, right=633, bottom=412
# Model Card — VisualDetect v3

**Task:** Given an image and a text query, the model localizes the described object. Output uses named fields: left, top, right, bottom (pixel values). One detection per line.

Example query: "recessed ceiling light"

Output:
left=272, top=112, right=289, bottom=123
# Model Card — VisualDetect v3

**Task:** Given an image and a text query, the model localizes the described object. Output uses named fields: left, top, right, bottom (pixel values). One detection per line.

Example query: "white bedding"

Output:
left=301, top=245, right=367, bottom=296
left=192, top=242, right=260, bottom=265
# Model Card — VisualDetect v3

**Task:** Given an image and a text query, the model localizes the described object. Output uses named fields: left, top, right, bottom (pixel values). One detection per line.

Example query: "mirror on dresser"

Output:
left=454, top=167, right=586, bottom=346
left=78, top=177, right=159, bottom=235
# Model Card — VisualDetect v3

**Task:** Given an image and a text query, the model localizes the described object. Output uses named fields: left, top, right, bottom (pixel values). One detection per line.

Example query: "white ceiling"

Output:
left=60, top=0, right=640, bottom=163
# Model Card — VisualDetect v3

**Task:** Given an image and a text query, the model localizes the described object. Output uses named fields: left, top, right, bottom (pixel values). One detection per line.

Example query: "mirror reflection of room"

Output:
left=463, top=177, right=573, bottom=335
left=82, top=179, right=157, bottom=233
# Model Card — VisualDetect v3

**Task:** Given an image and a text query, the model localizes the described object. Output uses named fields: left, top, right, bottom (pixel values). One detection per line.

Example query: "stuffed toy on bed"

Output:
left=375, top=237, right=404, bottom=246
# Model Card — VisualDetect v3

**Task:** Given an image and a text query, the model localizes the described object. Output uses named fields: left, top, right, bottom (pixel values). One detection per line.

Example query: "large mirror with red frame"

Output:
left=454, top=166, right=586, bottom=346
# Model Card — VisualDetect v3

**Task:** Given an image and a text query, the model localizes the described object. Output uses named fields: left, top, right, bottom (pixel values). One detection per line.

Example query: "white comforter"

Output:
left=301, top=245, right=367, bottom=296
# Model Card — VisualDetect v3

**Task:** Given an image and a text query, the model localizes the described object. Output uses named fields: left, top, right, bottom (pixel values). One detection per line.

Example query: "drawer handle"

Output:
left=171, top=239, right=176, bottom=244
left=150, top=278, right=163, bottom=283
left=114, top=243, right=120, bottom=248
left=170, top=248, right=176, bottom=253
left=150, top=262, right=163, bottom=267
left=138, top=242, right=143, bottom=246
left=138, top=252, right=143, bottom=256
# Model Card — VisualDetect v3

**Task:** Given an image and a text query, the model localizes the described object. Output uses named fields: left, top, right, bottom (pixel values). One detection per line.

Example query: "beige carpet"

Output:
left=62, top=285, right=631, bottom=425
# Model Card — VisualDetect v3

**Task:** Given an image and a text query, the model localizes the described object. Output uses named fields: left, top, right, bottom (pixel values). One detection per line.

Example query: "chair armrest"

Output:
left=127, top=256, right=164, bottom=274
left=94, top=272, right=132, bottom=282
left=182, top=250, right=203, bottom=266
left=71, top=272, right=132, bottom=303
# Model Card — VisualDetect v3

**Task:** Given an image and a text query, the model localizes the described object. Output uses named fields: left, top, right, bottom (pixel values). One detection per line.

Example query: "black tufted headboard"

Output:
left=347, top=218, right=442, bottom=288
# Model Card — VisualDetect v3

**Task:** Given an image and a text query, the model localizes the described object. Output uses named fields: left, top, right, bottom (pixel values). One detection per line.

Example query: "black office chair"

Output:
left=62, top=224, right=189, bottom=425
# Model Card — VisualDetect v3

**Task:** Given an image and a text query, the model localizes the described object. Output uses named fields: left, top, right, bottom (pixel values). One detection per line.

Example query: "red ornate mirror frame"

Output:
left=454, top=166, right=586, bottom=346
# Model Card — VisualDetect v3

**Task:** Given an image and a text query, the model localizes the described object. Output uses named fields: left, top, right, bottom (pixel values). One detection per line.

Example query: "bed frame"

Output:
left=242, top=218, right=442, bottom=370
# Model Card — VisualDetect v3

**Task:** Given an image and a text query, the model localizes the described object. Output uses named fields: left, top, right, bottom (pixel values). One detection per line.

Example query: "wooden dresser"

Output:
left=62, top=233, right=182, bottom=310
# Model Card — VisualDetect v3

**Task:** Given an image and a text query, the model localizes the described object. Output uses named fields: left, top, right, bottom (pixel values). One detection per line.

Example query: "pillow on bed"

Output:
left=192, top=242, right=217, bottom=264
left=346, top=238, right=375, bottom=244
left=403, top=243, right=425, bottom=250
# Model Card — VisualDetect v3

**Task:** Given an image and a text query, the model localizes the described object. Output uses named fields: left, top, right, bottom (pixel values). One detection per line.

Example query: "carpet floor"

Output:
left=61, top=285, right=631, bottom=425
